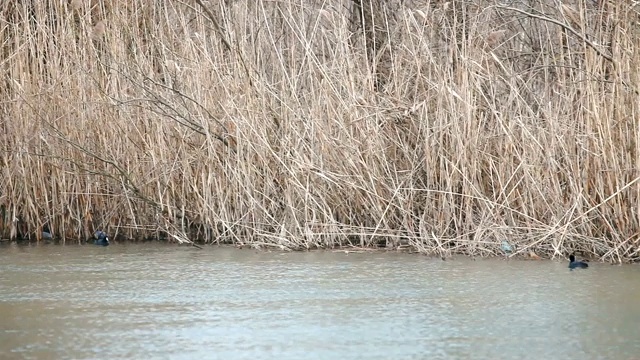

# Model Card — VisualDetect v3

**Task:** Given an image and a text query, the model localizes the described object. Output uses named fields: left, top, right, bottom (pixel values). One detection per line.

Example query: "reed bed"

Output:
left=0, top=0, right=638, bottom=262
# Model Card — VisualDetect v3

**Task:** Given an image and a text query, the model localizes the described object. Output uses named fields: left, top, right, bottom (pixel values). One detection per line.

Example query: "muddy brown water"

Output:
left=1, top=243, right=639, bottom=360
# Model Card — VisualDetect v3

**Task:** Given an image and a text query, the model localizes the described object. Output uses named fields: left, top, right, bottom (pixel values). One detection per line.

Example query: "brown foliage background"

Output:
left=1, top=0, right=638, bottom=261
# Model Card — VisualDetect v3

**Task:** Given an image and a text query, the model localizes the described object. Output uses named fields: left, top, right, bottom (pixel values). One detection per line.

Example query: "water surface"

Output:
left=1, top=243, right=639, bottom=359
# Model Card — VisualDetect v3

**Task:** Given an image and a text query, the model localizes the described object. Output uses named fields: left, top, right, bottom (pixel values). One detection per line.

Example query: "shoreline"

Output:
left=1, top=238, right=636, bottom=264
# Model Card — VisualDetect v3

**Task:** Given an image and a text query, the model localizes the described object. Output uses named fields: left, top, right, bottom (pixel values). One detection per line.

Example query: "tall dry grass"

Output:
left=0, top=0, right=638, bottom=261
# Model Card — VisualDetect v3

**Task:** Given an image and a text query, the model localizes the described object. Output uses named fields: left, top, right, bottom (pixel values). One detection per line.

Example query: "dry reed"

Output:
left=0, top=0, right=638, bottom=262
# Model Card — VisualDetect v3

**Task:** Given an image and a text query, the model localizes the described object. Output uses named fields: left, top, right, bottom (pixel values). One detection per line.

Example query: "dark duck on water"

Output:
left=568, top=254, right=588, bottom=270
left=94, top=230, right=110, bottom=246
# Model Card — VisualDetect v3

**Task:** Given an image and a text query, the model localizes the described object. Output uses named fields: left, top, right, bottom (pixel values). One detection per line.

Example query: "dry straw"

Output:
left=0, top=1, right=638, bottom=262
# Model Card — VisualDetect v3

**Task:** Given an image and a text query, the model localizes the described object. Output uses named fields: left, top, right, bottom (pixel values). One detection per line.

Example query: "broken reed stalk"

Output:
left=0, top=1, right=638, bottom=262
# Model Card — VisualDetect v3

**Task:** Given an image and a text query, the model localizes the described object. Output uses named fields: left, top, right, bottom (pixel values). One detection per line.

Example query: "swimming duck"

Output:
left=94, top=230, right=110, bottom=246
left=568, top=254, right=588, bottom=269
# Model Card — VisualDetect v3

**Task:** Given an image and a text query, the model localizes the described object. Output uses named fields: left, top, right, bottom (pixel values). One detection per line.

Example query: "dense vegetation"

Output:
left=1, top=1, right=638, bottom=261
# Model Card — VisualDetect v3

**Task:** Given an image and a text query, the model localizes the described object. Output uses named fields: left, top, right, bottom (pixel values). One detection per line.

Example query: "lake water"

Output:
left=1, top=243, right=639, bottom=359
